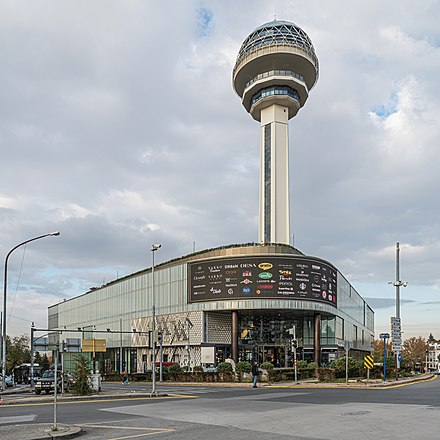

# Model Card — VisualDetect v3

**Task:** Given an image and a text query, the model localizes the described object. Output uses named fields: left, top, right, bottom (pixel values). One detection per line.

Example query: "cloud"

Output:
left=364, top=297, right=415, bottom=310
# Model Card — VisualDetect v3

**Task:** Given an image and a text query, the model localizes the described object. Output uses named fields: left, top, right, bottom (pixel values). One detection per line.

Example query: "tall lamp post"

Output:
left=389, top=242, right=408, bottom=381
left=150, top=243, right=161, bottom=396
left=2, top=231, right=60, bottom=390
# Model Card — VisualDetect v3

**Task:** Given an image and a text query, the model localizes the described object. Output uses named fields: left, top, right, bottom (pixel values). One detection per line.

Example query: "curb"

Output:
left=0, top=424, right=82, bottom=440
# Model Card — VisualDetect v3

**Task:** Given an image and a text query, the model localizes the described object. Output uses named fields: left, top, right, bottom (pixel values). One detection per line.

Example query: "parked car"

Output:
left=34, top=370, right=74, bottom=395
left=0, top=374, right=14, bottom=387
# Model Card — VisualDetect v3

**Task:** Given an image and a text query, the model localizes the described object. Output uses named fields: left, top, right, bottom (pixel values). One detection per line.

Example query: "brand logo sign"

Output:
left=258, top=262, right=273, bottom=270
left=189, top=256, right=337, bottom=307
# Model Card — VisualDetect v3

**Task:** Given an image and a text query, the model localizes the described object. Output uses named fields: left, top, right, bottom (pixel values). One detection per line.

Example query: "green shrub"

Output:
left=260, top=362, right=274, bottom=371
left=330, top=357, right=362, bottom=378
left=296, top=360, right=308, bottom=369
left=307, top=362, right=318, bottom=371
left=236, top=361, right=252, bottom=373
left=193, top=365, right=204, bottom=373
left=168, top=364, right=182, bottom=375
left=217, top=362, right=233, bottom=373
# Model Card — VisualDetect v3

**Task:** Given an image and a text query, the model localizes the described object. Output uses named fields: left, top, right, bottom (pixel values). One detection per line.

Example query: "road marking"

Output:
left=0, top=414, right=36, bottom=424
left=79, top=423, right=175, bottom=439
left=0, top=394, right=198, bottom=408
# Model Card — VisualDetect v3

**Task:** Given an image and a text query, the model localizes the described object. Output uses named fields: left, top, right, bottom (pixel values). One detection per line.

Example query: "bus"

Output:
left=13, top=363, right=44, bottom=384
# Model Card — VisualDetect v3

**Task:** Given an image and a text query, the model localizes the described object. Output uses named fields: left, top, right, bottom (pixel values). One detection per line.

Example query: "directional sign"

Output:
left=380, top=333, right=390, bottom=339
left=82, top=339, right=106, bottom=355
left=392, top=345, right=401, bottom=351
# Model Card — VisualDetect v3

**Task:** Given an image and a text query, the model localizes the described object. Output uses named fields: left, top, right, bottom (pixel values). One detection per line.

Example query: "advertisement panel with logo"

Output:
left=188, top=256, right=337, bottom=306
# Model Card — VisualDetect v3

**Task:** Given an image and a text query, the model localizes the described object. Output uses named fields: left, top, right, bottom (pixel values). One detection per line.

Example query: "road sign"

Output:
left=392, top=345, right=401, bottom=351
left=398, top=353, right=403, bottom=362
left=82, top=339, right=106, bottom=355
left=391, top=317, right=401, bottom=323
left=364, top=355, right=374, bottom=369
left=380, top=333, right=390, bottom=339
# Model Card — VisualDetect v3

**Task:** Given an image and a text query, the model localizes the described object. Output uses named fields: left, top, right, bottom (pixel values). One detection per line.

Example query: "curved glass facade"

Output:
left=251, top=86, right=300, bottom=107
left=48, top=244, right=374, bottom=372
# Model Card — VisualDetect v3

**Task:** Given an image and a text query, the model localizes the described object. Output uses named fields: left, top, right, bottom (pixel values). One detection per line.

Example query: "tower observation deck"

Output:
left=233, top=20, right=319, bottom=245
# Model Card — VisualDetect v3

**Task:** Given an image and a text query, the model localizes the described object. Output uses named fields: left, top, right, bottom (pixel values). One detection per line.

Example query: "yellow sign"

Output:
left=364, top=355, right=374, bottom=369
left=82, top=339, right=106, bottom=354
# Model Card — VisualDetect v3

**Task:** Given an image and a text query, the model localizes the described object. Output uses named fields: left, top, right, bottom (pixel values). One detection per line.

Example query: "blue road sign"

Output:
left=379, top=333, right=390, bottom=339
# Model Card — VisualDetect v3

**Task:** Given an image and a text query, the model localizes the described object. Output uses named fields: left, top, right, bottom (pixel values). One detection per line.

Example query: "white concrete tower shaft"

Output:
left=260, top=104, right=290, bottom=243
left=233, top=20, right=319, bottom=245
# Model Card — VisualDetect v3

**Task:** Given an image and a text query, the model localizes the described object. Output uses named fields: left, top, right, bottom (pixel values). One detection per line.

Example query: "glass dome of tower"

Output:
left=236, top=20, right=319, bottom=85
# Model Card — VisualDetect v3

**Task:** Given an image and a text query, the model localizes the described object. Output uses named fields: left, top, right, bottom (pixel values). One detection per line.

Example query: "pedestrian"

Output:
left=122, top=370, right=128, bottom=384
left=252, top=361, right=259, bottom=388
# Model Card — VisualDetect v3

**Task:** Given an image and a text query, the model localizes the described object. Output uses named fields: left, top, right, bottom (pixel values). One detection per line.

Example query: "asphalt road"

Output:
left=1, top=378, right=440, bottom=439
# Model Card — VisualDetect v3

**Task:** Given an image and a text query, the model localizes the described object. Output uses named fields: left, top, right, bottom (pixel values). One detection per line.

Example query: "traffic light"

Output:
left=291, top=339, right=297, bottom=350
left=158, top=332, right=163, bottom=343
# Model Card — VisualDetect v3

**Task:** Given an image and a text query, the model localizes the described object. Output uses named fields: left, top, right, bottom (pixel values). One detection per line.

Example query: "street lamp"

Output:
left=388, top=242, right=408, bottom=380
left=150, top=243, right=161, bottom=396
left=2, top=231, right=60, bottom=390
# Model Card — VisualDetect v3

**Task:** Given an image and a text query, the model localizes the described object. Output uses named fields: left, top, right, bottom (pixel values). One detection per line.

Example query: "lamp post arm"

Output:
left=2, top=231, right=60, bottom=390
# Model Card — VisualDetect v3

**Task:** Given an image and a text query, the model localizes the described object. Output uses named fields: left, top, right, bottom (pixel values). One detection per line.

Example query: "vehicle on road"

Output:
left=0, top=374, right=14, bottom=387
left=13, top=363, right=43, bottom=384
left=34, top=370, right=74, bottom=394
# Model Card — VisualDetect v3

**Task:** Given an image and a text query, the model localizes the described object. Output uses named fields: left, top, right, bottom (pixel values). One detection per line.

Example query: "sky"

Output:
left=1, top=0, right=439, bottom=341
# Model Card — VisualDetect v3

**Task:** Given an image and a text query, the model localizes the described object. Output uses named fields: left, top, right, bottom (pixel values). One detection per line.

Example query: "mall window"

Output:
left=320, top=317, right=335, bottom=345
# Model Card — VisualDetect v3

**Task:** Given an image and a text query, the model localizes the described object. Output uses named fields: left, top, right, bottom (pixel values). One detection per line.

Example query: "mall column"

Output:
left=232, top=311, right=239, bottom=363
left=314, top=314, right=321, bottom=365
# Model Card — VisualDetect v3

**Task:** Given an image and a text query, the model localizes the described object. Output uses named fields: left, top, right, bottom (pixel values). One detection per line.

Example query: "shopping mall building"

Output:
left=48, top=243, right=374, bottom=373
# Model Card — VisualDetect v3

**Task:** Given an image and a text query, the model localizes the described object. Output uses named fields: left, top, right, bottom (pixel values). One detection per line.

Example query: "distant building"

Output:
left=427, top=342, right=440, bottom=372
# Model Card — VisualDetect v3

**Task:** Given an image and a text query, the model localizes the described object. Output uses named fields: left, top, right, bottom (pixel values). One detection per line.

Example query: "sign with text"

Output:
left=82, top=339, right=106, bottom=353
left=188, top=256, right=337, bottom=306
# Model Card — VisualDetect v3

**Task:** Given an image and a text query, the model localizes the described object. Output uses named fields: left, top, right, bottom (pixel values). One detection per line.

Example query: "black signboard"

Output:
left=188, top=256, right=337, bottom=306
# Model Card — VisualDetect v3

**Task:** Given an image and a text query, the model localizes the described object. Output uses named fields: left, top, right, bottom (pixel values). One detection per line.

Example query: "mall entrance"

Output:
left=238, top=343, right=290, bottom=367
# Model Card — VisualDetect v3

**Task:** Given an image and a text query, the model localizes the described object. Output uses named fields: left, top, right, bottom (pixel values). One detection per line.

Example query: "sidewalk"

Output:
left=0, top=423, right=82, bottom=440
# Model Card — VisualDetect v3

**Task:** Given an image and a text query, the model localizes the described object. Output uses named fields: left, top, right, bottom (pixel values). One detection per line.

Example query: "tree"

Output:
left=372, top=339, right=393, bottom=363
left=71, top=355, right=92, bottom=395
left=41, top=354, right=50, bottom=371
left=402, top=337, right=428, bottom=370
left=5, top=334, right=31, bottom=373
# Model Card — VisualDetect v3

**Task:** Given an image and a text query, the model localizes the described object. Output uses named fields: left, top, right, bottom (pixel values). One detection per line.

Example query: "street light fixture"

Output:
left=2, top=231, right=60, bottom=390
left=388, top=242, right=408, bottom=381
left=150, top=243, right=161, bottom=396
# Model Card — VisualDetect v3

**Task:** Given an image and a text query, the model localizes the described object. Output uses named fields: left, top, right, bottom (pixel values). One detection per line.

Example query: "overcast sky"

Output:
left=1, top=0, right=439, bottom=341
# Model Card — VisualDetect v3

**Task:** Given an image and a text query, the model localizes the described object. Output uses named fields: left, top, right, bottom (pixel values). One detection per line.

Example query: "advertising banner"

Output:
left=188, top=256, right=337, bottom=306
